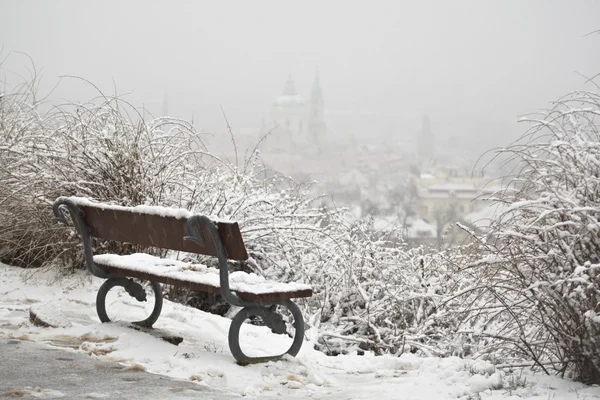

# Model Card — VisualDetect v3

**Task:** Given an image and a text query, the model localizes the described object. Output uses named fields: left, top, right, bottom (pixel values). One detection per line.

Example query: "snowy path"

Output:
left=0, top=339, right=240, bottom=399
left=1, top=264, right=599, bottom=399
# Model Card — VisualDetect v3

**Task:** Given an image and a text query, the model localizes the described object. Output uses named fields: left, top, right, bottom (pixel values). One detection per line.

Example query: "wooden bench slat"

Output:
left=80, top=205, right=248, bottom=261
left=94, top=254, right=313, bottom=302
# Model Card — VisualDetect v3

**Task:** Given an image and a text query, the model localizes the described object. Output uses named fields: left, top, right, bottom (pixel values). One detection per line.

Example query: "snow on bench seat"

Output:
left=93, top=253, right=313, bottom=302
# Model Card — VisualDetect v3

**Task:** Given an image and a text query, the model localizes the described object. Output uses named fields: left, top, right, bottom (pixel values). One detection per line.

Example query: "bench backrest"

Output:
left=79, top=204, right=248, bottom=261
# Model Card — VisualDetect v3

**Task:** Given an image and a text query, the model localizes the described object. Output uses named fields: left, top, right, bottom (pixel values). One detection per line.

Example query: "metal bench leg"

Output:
left=185, top=216, right=307, bottom=364
left=96, top=278, right=163, bottom=328
left=228, top=299, right=305, bottom=365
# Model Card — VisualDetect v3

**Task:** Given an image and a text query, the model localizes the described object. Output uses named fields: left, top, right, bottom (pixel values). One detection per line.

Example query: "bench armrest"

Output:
left=53, top=197, right=111, bottom=279
left=185, top=215, right=245, bottom=307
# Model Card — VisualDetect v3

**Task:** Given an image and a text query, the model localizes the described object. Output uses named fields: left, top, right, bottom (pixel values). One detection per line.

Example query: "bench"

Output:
left=52, top=196, right=312, bottom=365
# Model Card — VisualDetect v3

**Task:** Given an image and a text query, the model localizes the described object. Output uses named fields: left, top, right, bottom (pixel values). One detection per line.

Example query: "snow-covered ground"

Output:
left=1, top=263, right=599, bottom=399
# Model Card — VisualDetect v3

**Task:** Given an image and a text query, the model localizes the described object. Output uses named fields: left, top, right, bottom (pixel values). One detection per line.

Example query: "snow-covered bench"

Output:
left=52, top=196, right=311, bottom=365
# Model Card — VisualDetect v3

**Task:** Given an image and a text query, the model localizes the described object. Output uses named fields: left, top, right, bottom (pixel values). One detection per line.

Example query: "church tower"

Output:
left=271, top=75, right=307, bottom=137
left=267, top=73, right=326, bottom=154
left=308, top=72, right=326, bottom=145
left=417, top=115, right=434, bottom=162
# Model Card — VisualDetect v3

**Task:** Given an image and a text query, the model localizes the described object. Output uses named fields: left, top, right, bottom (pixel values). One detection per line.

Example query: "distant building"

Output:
left=417, top=115, right=435, bottom=163
left=417, top=182, right=483, bottom=222
left=268, top=73, right=326, bottom=154
left=307, top=73, right=326, bottom=145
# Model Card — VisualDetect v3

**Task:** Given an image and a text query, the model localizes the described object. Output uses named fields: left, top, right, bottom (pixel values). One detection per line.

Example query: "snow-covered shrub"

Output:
left=0, top=75, right=207, bottom=269
left=475, top=91, right=600, bottom=383
left=187, top=170, right=485, bottom=356
left=0, top=67, right=53, bottom=267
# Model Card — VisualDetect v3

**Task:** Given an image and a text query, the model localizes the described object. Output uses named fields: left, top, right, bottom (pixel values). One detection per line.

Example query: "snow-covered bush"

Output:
left=191, top=173, right=493, bottom=356
left=0, top=74, right=207, bottom=269
left=0, top=67, right=54, bottom=268
left=473, top=91, right=600, bottom=383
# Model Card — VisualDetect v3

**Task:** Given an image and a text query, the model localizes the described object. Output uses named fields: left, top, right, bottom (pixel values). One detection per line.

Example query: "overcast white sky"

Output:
left=2, top=0, right=600, bottom=154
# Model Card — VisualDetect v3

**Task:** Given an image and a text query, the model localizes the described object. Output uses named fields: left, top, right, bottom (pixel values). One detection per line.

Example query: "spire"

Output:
left=311, top=70, right=323, bottom=99
left=308, top=69, right=326, bottom=145
left=259, top=115, right=267, bottom=136
left=417, top=115, right=435, bottom=161
left=422, top=115, right=431, bottom=136
left=282, top=74, right=297, bottom=96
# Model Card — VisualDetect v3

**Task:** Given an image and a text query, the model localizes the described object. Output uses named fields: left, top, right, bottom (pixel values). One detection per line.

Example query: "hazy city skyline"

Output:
left=2, top=0, right=600, bottom=155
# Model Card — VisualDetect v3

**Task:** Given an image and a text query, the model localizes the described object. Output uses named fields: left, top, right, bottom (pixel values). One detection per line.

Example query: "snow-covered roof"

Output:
left=463, top=203, right=507, bottom=230
left=338, top=169, right=369, bottom=186
left=372, top=215, right=400, bottom=232
left=426, top=183, right=478, bottom=192
left=406, top=218, right=437, bottom=239
left=420, top=183, right=481, bottom=200
left=479, top=185, right=515, bottom=196
left=420, top=192, right=480, bottom=200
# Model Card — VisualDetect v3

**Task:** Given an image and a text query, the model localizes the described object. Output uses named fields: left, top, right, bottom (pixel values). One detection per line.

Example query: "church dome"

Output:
left=273, top=94, right=306, bottom=108
left=272, top=76, right=306, bottom=109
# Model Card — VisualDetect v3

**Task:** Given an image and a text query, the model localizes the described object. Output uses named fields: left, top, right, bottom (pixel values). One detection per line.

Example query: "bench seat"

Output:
left=94, top=253, right=313, bottom=302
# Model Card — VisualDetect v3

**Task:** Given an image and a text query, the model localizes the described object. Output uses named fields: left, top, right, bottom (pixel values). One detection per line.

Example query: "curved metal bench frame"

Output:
left=53, top=198, right=305, bottom=365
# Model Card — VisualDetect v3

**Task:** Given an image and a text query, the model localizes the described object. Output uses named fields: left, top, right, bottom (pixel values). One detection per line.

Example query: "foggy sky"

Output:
left=2, top=0, right=600, bottom=154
